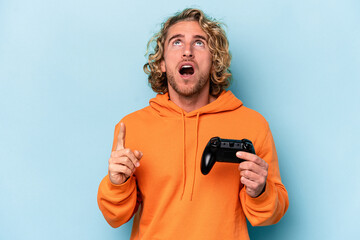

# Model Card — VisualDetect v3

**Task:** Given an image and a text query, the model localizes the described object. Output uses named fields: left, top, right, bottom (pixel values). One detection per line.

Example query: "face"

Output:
left=161, top=21, right=212, bottom=98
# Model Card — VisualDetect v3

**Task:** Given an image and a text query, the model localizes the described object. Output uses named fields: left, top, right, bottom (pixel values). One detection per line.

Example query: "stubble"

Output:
left=167, top=70, right=209, bottom=97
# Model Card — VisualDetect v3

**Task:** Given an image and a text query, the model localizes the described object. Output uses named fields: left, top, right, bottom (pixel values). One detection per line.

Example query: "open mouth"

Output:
left=179, top=64, right=195, bottom=76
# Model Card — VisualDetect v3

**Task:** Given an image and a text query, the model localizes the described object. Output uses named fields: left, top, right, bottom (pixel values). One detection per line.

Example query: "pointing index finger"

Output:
left=116, top=122, right=126, bottom=150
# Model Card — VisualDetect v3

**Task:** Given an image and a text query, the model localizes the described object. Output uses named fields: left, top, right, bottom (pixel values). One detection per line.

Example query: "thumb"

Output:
left=116, top=122, right=126, bottom=150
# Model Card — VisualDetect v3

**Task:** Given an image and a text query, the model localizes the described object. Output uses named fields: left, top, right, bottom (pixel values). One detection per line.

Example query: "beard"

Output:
left=167, top=70, right=210, bottom=98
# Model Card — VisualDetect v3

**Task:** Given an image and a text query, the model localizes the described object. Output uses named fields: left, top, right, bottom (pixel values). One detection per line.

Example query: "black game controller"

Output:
left=201, top=137, right=256, bottom=175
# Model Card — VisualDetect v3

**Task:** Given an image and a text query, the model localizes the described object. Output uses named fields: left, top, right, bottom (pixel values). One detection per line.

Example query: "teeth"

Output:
left=182, top=65, right=192, bottom=69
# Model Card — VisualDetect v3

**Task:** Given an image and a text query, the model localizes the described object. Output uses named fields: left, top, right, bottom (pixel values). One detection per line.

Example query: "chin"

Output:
left=168, top=72, right=209, bottom=97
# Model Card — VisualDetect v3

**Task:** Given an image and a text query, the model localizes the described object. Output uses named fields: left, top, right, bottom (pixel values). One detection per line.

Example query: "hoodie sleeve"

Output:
left=97, top=175, right=140, bottom=228
left=239, top=124, right=289, bottom=226
left=97, top=122, right=141, bottom=228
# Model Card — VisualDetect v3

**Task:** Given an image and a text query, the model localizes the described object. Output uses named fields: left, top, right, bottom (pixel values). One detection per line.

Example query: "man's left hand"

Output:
left=237, top=151, right=268, bottom=198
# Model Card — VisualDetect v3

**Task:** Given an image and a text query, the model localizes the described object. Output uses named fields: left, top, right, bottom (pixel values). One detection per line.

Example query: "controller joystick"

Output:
left=201, top=137, right=255, bottom=175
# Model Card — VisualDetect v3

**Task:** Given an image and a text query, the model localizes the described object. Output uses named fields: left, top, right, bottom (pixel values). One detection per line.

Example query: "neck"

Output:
left=168, top=87, right=216, bottom=113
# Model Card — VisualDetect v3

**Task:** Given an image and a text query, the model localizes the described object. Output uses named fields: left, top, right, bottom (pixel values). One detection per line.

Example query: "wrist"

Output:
left=254, top=183, right=266, bottom=198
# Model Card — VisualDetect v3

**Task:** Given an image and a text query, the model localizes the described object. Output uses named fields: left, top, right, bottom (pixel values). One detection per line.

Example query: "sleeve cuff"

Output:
left=105, top=175, right=136, bottom=194
left=245, top=181, right=275, bottom=207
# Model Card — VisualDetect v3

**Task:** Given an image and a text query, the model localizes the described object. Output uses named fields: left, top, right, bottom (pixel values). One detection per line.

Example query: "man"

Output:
left=98, top=8, right=289, bottom=240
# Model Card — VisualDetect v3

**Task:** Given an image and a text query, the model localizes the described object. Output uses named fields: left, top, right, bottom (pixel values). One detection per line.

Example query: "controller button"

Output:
left=210, top=137, right=220, bottom=147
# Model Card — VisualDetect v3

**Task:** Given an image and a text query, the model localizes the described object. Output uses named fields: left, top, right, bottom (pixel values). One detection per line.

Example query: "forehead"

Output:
left=165, top=21, right=208, bottom=40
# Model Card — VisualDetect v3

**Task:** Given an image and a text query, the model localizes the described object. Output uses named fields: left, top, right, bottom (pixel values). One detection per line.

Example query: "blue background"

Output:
left=1, top=0, right=359, bottom=239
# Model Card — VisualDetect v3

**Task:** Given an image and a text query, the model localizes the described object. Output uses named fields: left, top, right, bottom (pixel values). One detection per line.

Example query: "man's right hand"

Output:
left=108, top=122, right=142, bottom=185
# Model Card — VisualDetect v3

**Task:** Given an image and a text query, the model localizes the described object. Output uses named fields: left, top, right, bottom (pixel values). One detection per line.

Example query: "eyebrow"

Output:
left=167, top=34, right=208, bottom=44
left=194, top=35, right=208, bottom=41
left=167, top=34, right=183, bottom=44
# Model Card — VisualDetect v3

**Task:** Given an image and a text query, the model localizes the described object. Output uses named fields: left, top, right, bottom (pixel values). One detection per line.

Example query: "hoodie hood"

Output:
left=148, top=90, right=243, bottom=201
left=149, top=90, right=243, bottom=118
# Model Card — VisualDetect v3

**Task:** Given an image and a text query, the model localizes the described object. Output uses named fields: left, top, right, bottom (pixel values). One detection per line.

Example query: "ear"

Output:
left=160, top=59, right=166, bottom=73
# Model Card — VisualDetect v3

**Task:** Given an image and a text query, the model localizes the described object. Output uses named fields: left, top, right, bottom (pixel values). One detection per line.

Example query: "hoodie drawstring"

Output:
left=180, top=112, right=186, bottom=200
left=190, top=112, right=200, bottom=201
left=180, top=111, right=200, bottom=201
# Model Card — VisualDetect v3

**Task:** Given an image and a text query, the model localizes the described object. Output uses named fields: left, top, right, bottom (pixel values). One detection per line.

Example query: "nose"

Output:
left=182, top=44, right=193, bottom=58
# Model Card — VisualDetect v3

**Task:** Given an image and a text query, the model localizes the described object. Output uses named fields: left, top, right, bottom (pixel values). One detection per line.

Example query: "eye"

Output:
left=195, top=40, right=204, bottom=46
left=173, top=40, right=182, bottom=46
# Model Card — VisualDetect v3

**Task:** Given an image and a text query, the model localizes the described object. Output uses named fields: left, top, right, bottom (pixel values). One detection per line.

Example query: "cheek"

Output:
left=201, top=51, right=212, bottom=69
left=205, top=56, right=213, bottom=72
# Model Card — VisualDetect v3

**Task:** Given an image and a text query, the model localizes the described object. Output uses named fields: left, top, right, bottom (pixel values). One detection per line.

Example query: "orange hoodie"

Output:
left=97, top=91, right=289, bottom=240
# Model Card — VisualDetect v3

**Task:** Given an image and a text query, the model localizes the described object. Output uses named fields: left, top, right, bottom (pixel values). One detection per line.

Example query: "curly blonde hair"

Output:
left=143, top=8, right=232, bottom=97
